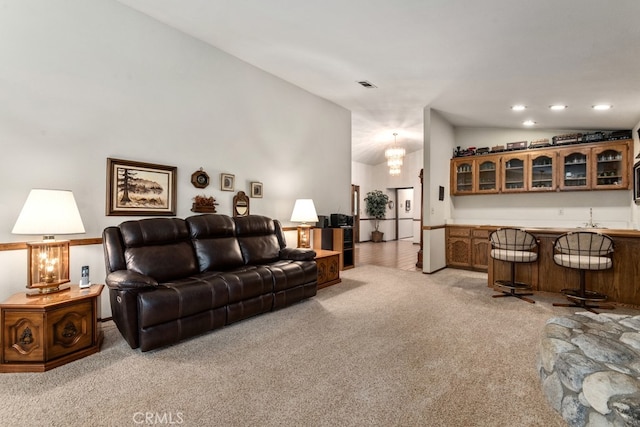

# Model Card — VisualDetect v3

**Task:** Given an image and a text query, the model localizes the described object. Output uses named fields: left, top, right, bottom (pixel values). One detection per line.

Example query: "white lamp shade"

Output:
left=12, top=189, right=86, bottom=235
left=290, top=199, right=319, bottom=223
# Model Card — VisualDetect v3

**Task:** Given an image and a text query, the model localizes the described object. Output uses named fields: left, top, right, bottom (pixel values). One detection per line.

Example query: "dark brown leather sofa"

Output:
left=103, top=214, right=317, bottom=351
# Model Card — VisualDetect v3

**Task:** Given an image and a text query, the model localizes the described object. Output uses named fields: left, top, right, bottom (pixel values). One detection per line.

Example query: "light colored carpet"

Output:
left=3, top=265, right=616, bottom=427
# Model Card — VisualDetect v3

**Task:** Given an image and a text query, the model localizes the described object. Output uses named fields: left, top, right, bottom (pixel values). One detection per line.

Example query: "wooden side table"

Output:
left=315, top=249, right=341, bottom=289
left=1, top=284, right=104, bottom=373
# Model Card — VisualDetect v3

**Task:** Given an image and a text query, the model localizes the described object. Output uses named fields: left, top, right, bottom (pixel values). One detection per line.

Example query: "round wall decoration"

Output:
left=191, top=168, right=210, bottom=189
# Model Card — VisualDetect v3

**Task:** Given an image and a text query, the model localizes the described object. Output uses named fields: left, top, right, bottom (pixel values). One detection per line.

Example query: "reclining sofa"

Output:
left=103, top=214, right=317, bottom=351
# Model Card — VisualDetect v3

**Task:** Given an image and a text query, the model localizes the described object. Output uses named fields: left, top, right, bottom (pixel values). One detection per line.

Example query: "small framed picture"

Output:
left=221, top=173, right=235, bottom=191
left=250, top=182, right=263, bottom=198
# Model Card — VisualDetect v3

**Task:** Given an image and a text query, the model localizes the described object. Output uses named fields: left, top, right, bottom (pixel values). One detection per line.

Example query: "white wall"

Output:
left=0, top=1, right=351, bottom=318
left=422, top=108, right=454, bottom=272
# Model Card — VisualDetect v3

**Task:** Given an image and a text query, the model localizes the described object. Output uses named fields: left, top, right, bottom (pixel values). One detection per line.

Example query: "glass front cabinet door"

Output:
left=476, top=158, right=499, bottom=193
left=529, top=152, right=556, bottom=191
left=591, top=142, right=629, bottom=190
left=451, top=158, right=475, bottom=195
left=501, top=153, right=528, bottom=192
left=558, top=147, right=590, bottom=191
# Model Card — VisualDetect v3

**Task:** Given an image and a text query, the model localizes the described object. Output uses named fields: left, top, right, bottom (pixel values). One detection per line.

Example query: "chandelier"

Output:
left=385, top=133, right=405, bottom=176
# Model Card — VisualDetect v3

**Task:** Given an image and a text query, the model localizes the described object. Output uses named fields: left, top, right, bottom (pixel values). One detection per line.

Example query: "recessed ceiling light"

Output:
left=550, top=105, right=567, bottom=110
left=523, top=120, right=536, bottom=126
left=511, top=105, right=526, bottom=111
left=592, top=104, right=612, bottom=110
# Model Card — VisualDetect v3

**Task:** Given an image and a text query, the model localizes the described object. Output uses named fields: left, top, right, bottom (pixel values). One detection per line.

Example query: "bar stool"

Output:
left=552, top=231, right=614, bottom=314
left=489, top=228, right=539, bottom=304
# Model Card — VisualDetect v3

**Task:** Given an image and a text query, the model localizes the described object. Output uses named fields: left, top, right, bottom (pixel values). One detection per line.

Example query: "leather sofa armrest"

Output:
left=280, top=247, right=316, bottom=261
left=106, top=270, right=159, bottom=290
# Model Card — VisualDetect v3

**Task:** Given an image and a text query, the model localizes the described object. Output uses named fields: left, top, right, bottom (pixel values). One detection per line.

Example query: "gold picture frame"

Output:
left=250, top=182, right=263, bottom=198
left=106, top=158, right=177, bottom=216
left=221, top=173, right=235, bottom=191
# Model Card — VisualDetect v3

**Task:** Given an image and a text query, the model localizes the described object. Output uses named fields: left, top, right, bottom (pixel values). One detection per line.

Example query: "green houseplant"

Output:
left=364, top=189, right=389, bottom=242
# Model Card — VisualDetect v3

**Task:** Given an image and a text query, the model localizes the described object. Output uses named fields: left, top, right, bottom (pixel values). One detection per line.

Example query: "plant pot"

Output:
left=371, top=230, right=384, bottom=243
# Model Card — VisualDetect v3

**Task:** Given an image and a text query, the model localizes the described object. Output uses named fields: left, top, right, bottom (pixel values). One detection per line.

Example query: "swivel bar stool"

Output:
left=552, top=231, right=614, bottom=314
left=489, top=228, right=539, bottom=304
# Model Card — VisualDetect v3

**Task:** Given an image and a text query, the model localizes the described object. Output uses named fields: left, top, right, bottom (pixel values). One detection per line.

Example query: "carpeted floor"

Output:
left=3, top=265, right=621, bottom=426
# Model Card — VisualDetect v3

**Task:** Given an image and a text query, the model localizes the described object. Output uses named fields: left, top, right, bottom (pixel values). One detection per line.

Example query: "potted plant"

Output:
left=364, top=189, right=389, bottom=242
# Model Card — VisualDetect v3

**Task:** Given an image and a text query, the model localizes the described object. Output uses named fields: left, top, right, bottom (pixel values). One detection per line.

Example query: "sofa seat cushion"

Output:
left=138, top=274, right=229, bottom=328
left=265, top=260, right=318, bottom=292
left=219, top=266, right=274, bottom=304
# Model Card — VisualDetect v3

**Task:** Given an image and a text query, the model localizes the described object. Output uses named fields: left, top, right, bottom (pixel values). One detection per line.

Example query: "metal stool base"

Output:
left=553, top=288, right=614, bottom=314
left=493, top=280, right=535, bottom=304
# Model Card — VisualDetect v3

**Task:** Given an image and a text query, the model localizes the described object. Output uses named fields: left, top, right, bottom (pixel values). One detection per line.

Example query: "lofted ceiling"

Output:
left=115, top=0, right=640, bottom=165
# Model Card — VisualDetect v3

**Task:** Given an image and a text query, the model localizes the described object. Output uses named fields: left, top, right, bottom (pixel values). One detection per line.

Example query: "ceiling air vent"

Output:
left=357, top=80, right=377, bottom=89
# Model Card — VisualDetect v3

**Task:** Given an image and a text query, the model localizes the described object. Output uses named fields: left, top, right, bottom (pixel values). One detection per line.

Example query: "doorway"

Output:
left=351, top=184, right=360, bottom=243
left=395, top=187, right=414, bottom=241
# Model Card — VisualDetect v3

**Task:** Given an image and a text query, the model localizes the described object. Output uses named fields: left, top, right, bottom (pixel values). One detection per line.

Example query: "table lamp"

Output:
left=12, top=189, right=85, bottom=296
left=290, top=199, right=318, bottom=248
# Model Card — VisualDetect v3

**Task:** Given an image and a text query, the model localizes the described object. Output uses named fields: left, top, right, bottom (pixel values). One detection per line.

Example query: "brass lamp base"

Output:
left=297, top=225, right=312, bottom=248
left=26, top=279, right=71, bottom=297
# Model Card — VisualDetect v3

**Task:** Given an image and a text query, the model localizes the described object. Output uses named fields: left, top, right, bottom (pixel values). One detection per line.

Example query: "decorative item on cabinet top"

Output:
left=452, top=130, right=632, bottom=158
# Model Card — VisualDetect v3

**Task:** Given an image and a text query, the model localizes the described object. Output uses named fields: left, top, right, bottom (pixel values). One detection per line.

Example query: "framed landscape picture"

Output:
left=106, top=158, right=177, bottom=216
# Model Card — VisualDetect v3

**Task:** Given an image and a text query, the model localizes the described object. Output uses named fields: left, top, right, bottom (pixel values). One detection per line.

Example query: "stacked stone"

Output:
left=538, top=312, right=640, bottom=427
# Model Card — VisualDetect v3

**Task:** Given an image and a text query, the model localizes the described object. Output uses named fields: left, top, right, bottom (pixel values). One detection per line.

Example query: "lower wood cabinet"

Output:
left=315, top=249, right=341, bottom=289
left=445, top=226, right=492, bottom=272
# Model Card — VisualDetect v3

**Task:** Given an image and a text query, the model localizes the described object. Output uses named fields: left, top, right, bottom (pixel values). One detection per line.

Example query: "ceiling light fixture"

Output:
left=385, top=133, right=405, bottom=176
left=592, top=104, right=612, bottom=110
left=550, top=105, right=567, bottom=110
left=511, top=105, right=527, bottom=111
left=523, top=120, right=536, bottom=126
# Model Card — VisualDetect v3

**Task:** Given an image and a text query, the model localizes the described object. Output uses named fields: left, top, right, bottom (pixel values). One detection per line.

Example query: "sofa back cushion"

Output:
left=119, top=218, right=198, bottom=282
left=234, top=215, right=281, bottom=265
left=186, top=214, right=245, bottom=271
